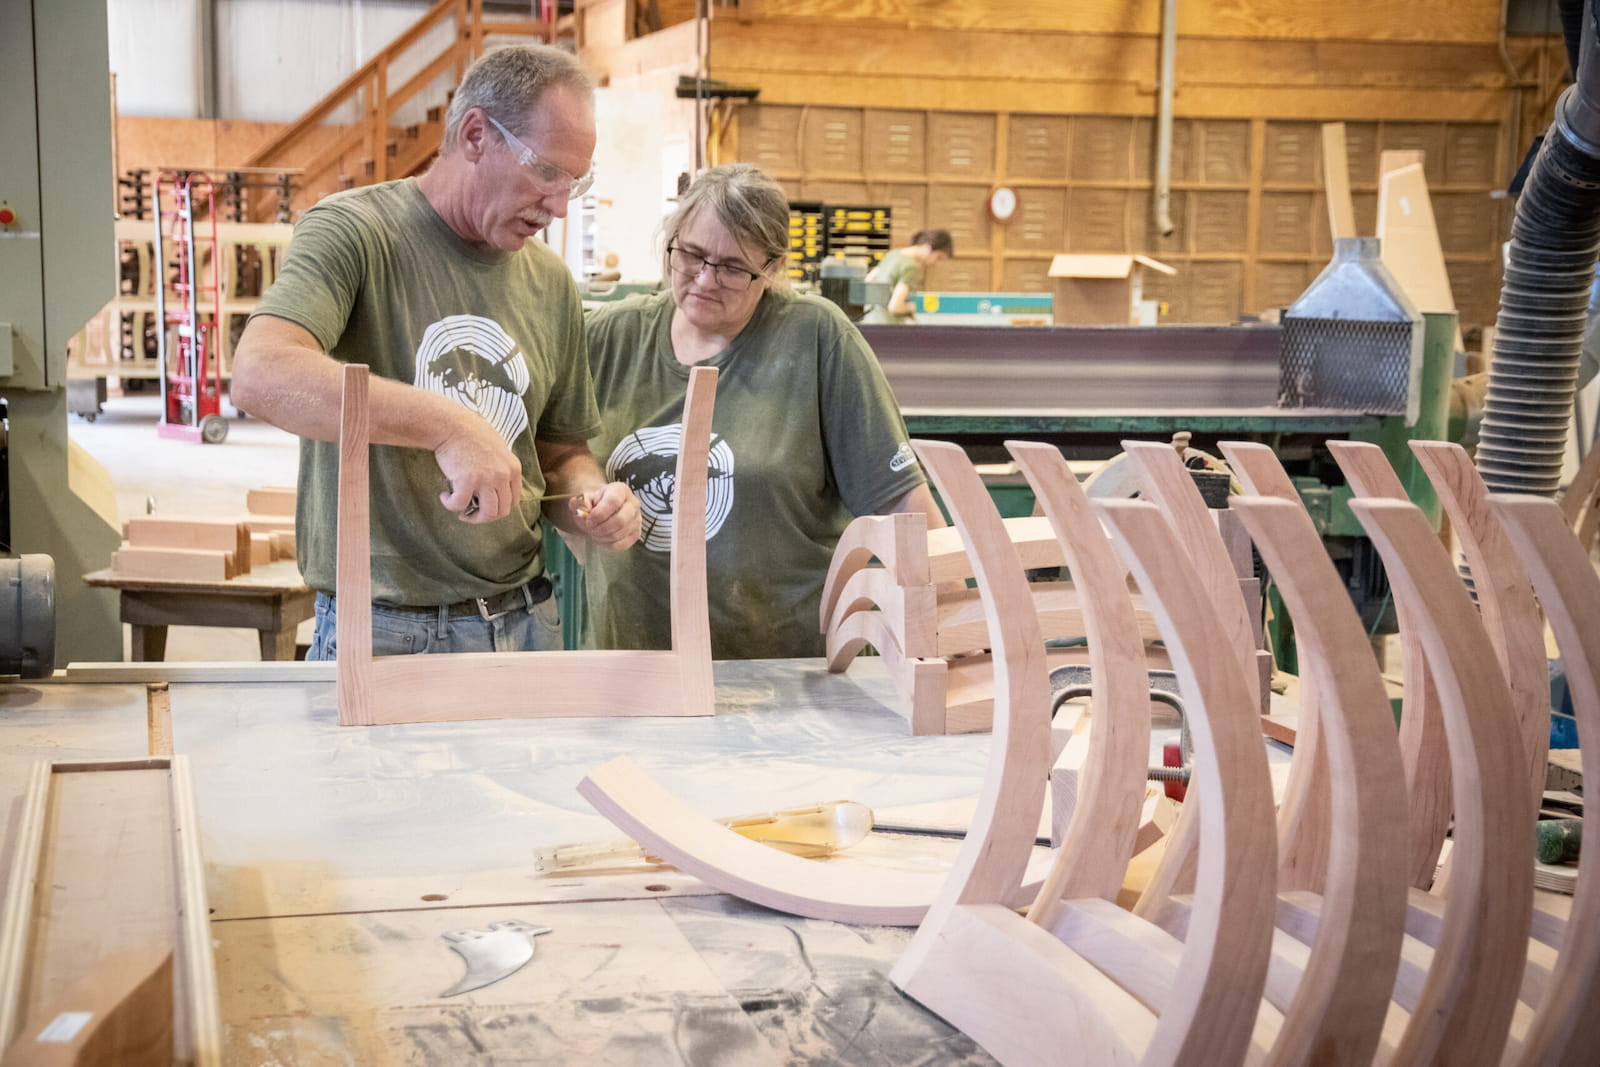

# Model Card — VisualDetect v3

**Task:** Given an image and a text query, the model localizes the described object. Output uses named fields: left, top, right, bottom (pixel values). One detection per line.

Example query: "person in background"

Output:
left=231, top=44, right=639, bottom=659
left=860, top=229, right=954, bottom=324
left=583, top=162, right=944, bottom=659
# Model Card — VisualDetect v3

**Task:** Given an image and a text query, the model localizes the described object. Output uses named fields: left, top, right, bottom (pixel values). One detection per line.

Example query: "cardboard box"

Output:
left=1048, top=254, right=1176, bottom=325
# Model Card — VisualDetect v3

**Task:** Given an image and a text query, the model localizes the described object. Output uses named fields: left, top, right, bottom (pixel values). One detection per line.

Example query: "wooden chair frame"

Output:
left=1340, top=497, right=1534, bottom=1063
left=334, top=363, right=717, bottom=726
left=1009, top=441, right=1152, bottom=909
left=1120, top=440, right=1263, bottom=921
left=1327, top=439, right=1454, bottom=888
left=1218, top=441, right=1336, bottom=895
left=1217, top=495, right=1409, bottom=1064
left=1107, top=482, right=1411, bottom=1065
left=893, top=449, right=1278, bottom=1065
left=1494, top=494, right=1600, bottom=1064
left=1410, top=441, right=1548, bottom=815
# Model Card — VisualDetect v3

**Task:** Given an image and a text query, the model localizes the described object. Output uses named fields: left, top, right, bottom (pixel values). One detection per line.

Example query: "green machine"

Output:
left=1, top=0, right=122, bottom=666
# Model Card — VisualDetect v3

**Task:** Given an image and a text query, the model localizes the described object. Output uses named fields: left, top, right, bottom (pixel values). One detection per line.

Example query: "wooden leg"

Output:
left=129, top=624, right=168, bottom=662
left=259, top=625, right=297, bottom=662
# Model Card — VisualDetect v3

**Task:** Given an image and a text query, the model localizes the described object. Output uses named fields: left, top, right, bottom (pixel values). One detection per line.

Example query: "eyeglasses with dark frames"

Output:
left=484, top=113, right=595, bottom=200
left=667, top=244, right=771, bottom=292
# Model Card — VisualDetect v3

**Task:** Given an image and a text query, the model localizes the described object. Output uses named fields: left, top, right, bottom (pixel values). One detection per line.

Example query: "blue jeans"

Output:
left=306, top=586, right=563, bottom=659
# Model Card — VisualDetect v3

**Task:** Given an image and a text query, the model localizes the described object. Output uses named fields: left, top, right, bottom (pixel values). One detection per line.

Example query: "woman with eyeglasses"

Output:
left=860, top=229, right=954, bottom=325
left=582, top=163, right=944, bottom=659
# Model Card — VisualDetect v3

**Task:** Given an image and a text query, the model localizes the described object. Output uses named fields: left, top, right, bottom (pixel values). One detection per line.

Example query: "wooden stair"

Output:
left=240, top=0, right=556, bottom=219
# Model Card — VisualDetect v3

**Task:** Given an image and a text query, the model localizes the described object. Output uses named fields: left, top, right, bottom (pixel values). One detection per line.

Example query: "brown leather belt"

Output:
left=379, top=576, right=553, bottom=621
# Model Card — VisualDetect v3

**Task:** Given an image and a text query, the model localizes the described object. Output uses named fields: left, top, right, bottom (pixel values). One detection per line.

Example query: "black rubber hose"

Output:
left=1477, top=0, right=1600, bottom=495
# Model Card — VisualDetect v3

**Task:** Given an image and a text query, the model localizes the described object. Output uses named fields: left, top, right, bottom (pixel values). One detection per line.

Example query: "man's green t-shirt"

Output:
left=584, top=289, right=925, bottom=658
left=252, top=178, right=599, bottom=606
left=861, top=250, right=922, bottom=324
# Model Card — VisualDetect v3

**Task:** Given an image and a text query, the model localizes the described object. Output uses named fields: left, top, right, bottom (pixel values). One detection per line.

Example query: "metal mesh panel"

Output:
left=1279, top=316, right=1417, bottom=413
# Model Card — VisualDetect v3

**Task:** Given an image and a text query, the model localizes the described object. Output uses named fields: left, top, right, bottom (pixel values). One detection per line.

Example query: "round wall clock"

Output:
left=987, top=186, right=1018, bottom=224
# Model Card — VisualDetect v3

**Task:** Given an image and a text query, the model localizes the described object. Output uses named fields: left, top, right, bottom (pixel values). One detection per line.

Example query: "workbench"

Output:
left=81, top=559, right=314, bottom=661
left=2, top=658, right=1068, bottom=1064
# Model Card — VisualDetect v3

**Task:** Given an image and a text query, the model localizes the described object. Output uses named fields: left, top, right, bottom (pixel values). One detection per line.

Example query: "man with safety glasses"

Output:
left=233, top=44, right=639, bottom=660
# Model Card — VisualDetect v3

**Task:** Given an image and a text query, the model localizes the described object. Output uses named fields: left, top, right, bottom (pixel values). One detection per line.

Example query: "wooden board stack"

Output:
left=244, top=485, right=296, bottom=564
left=820, top=440, right=1266, bottom=737
left=106, top=485, right=297, bottom=580
left=111, top=516, right=251, bottom=581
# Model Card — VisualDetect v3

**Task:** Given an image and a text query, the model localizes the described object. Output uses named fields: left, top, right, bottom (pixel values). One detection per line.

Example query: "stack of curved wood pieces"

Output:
left=819, top=442, right=1266, bottom=738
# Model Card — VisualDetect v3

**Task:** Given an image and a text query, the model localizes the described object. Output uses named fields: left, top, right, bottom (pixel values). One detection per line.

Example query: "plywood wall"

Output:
left=733, top=0, right=1503, bottom=45
left=706, top=0, right=1531, bottom=329
left=734, top=103, right=1509, bottom=326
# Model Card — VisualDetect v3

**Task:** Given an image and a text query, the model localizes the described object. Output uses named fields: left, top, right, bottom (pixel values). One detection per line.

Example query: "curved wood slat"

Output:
left=823, top=566, right=938, bottom=659
left=1328, top=439, right=1453, bottom=889
left=1348, top=498, right=1535, bottom=1064
left=1122, top=441, right=1259, bottom=916
left=1232, top=496, right=1409, bottom=1066
left=1411, top=441, right=1547, bottom=815
left=1010, top=441, right=1152, bottom=914
left=900, top=441, right=1054, bottom=912
left=1493, top=495, right=1600, bottom=1066
left=1121, top=442, right=1259, bottom=705
left=1219, top=440, right=1334, bottom=895
left=1091, top=500, right=1278, bottom=1065
left=1558, top=434, right=1600, bottom=550
left=578, top=756, right=1030, bottom=927
left=823, top=611, right=949, bottom=736
left=818, top=513, right=930, bottom=636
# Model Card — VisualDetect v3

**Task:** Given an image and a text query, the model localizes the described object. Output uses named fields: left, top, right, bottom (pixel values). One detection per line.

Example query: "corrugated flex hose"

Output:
left=1477, top=0, right=1600, bottom=495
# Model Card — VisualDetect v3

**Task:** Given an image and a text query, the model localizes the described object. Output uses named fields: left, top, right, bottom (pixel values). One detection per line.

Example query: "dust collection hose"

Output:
left=1476, top=0, right=1600, bottom=495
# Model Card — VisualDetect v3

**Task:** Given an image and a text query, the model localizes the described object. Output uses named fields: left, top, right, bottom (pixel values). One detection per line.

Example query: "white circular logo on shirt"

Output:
left=606, top=424, right=735, bottom=553
left=413, top=315, right=531, bottom=443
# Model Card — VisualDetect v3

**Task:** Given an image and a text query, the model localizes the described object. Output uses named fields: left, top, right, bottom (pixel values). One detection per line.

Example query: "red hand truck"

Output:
left=153, top=171, right=228, bottom=444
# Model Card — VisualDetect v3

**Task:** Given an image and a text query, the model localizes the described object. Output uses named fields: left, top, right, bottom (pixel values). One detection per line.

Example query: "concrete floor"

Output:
left=68, top=388, right=307, bottom=660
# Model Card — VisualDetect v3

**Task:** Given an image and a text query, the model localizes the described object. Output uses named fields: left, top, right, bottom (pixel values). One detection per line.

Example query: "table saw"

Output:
left=2, top=658, right=1141, bottom=1064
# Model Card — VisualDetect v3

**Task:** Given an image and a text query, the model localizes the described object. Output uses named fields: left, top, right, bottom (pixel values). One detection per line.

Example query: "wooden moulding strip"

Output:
left=336, top=363, right=374, bottom=726
left=0, top=763, right=52, bottom=1049
left=122, top=517, right=252, bottom=568
left=111, top=546, right=236, bottom=582
left=59, top=660, right=336, bottom=684
left=1321, top=123, right=1357, bottom=239
left=245, top=486, right=296, bottom=517
left=169, top=755, right=224, bottom=1062
left=0, top=757, right=221, bottom=1066
left=243, top=517, right=295, bottom=535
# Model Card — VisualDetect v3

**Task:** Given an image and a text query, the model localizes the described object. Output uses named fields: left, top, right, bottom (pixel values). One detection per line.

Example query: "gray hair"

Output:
left=442, top=44, right=593, bottom=153
left=662, top=164, right=791, bottom=293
